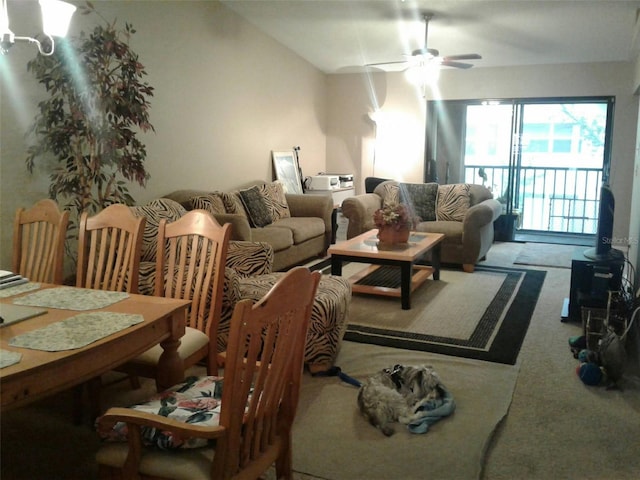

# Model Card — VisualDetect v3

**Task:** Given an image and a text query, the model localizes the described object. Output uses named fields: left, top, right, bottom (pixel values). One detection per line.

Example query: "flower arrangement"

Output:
left=373, top=203, right=415, bottom=231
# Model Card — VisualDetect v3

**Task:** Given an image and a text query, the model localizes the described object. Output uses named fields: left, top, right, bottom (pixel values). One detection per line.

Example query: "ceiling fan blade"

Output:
left=365, top=60, right=409, bottom=67
left=440, top=60, right=474, bottom=69
left=441, top=53, right=482, bottom=61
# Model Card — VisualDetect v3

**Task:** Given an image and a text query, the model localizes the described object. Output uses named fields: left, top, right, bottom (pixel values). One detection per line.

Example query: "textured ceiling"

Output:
left=221, top=0, right=640, bottom=73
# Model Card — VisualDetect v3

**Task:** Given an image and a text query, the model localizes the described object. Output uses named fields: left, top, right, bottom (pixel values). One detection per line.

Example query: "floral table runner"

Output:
left=8, top=312, right=144, bottom=352
left=13, top=287, right=129, bottom=311
left=0, top=349, right=22, bottom=368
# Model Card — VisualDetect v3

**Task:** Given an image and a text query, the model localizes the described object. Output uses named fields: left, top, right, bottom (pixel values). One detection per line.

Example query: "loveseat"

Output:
left=129, top=198, right=351, bottom=374
left=341, top=181, right=502, bottom=272
left=163, top=180, right=333, bottom=271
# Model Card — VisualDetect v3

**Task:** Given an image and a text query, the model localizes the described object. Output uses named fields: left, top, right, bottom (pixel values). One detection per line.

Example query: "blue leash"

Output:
left=312, top=366, right=361, bottom=387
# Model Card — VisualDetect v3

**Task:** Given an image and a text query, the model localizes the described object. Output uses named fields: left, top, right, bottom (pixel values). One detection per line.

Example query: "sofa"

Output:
left=341, top=181, right=502, bottom=272
left=163, top=180, right=333, bottom=271
left=129, top=197, right=351, bottom=374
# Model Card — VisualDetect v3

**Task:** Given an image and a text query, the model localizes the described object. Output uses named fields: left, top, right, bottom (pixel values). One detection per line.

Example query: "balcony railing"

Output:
left=464, top=165, right=603, bottom=235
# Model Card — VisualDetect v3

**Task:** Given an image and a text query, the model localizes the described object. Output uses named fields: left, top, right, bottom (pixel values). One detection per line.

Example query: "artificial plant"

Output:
left=25, top=2, right=154, bottom=248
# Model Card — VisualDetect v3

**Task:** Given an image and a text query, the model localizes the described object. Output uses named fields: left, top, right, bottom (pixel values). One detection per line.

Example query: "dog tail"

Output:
left=312, top=366, right=362, bottom=387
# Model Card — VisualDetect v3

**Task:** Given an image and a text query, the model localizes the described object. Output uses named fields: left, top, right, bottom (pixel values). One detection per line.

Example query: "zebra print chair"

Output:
left=131, top=198, right=351, bottom=374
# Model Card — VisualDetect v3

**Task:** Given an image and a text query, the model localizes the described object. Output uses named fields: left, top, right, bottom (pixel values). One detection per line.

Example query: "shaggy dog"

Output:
left=357, top=364, right=442, bottom=436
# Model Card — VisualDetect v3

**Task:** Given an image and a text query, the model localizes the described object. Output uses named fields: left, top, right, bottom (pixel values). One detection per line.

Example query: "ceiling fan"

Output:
left=367, top=14, right=481, bottom=71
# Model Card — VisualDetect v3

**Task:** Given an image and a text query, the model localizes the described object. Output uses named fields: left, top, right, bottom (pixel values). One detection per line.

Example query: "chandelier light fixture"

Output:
left=1, top=0, right=76, bottom=56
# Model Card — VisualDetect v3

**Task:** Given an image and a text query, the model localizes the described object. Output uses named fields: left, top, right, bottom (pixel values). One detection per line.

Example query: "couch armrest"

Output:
left=341, top=194, right=383, bottom=239
left=212, top=213, right=251, bottom=241
left=286, top=194, right=333, bottom=234
left=463, top=198, right=502, bottom=231
left=226, top=240, right=274, bottom=277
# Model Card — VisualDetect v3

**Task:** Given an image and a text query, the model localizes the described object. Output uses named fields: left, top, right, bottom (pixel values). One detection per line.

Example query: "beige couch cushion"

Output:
left=416, top=220, right=463, bottom=244
left=267, top=217, right=325, bottom=244
left=251, top=226, right=293, bottom=252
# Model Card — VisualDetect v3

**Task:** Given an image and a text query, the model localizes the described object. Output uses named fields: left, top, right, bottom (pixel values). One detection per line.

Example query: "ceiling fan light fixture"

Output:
left=405, top=62, right=440, bottom=86
left=411, top=47, right=438, bottom=59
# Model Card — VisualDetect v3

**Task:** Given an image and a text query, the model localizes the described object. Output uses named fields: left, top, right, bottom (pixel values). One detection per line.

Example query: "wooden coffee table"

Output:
left=328, top=229, right=444, bottom=310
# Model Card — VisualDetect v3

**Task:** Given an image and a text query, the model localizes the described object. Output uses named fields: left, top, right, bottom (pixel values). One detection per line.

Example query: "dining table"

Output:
left=0, top=282, right=189, bottom=412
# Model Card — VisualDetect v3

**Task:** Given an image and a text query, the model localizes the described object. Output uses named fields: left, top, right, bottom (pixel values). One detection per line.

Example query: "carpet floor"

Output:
left=2, top=242, right=639, bottom=480
left=344, top=264, right=545, bottom=364
left=513, top=242, right=579, bottom=269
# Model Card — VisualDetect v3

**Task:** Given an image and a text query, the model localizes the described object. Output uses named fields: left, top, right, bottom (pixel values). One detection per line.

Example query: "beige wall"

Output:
left=326, top=72, right=426, bottom=189
left=326, top=61, right=638, bottom=246
left=0, top=1, right=327, bottom=271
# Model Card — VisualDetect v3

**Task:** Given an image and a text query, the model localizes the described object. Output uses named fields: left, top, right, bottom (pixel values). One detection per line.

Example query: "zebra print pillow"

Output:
left=436, top=184, right=471, bottom=222
left=220, top=191, right=248, bottom=218
left=190, top=193, right=226, bottom=215
left=375, top=181, right=400, bottom=206
left=259, top=181, right=291, bottom=221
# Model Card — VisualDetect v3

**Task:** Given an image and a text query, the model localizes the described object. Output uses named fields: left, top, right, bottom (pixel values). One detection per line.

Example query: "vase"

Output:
left=377, top=224, right=410, bottom=245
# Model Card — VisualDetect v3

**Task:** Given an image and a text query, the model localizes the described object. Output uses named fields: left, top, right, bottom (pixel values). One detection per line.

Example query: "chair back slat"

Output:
left=13, top=199, right=69, bottom=284
left=77, top=204, right=145, bottom=293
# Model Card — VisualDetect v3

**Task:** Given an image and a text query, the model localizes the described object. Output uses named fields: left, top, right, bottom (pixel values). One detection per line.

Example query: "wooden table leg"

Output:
left=432, top=242, right=441, bottom=281
left=155, top=309, right=186, bottom=391
left=400, top=262, right=412, bottom=310
left=331, top=256, right=343, bottom=276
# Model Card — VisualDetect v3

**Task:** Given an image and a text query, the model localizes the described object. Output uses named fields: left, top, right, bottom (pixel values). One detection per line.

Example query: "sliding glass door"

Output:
left=427, top=96, right=614, bottom=241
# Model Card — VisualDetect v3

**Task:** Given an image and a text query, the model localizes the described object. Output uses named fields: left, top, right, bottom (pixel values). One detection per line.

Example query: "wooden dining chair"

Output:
left=117, top=209, right=231, bottom=381
left=74, top=204, right=146, bottom=423
left=76, top=204, right=146, bottom=293
left=13, top=199, right=69, bottom=284
left=96, top=266, right=321, bottom=480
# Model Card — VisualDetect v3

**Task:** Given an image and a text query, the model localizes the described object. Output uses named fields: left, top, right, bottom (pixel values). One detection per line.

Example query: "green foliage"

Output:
left=25, top=2, right=154, bottom=222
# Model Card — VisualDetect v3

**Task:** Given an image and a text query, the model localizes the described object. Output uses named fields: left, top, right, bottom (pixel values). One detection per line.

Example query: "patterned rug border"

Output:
left=343, top=265, right=547, bottom=365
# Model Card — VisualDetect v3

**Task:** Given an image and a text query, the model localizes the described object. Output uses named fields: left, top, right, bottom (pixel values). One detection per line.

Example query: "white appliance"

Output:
left=338, top=174, right=354, bottom=188
left=324, top=173, right=354, bottom=188
left=308, top=175, right=340, bottom=190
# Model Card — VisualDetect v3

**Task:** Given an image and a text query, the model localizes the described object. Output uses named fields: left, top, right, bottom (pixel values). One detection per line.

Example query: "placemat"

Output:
left=0, top=349, right=22, bottom=368
left=0, top=282, right=41, bottom=298
left=13, top=287, right=129, bottom=311
left=8, top=312, right=144, bottom=351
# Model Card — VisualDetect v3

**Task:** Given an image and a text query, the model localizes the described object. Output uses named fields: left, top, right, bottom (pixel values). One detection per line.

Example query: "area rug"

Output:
left=292, top=342, right=519, bottom=480
left=0, top=347, right=519, bottom=480
left=344, top=265, right=546, bottom=365
left=513, top=242, right=580, bottom=269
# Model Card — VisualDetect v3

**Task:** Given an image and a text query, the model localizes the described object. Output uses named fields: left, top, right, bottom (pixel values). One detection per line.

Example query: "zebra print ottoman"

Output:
left=237, top=273, right=351, bottom=374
